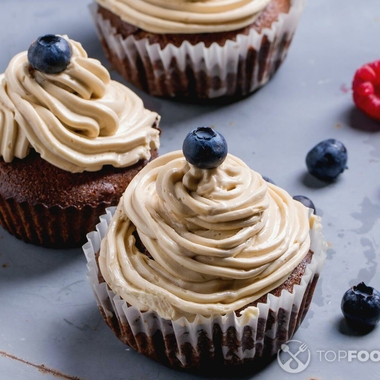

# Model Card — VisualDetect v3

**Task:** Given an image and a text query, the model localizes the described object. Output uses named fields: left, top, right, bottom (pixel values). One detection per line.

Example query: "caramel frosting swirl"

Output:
left=99, top=151, right=314, bottom=320
left=96, top=0, right=272, bottom=34
left=0, top=35, right=160, bottom=172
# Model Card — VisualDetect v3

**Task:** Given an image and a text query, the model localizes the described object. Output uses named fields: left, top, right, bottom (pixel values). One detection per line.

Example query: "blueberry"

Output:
left=306, top=139, right=348, bottom=181
left=182, top=127, right=228, bottom=169
left=262, top=176, right=275, bottom=185
left=27, top=34, right=72, bottom=74
left=341, top=282, right=380, bottom=330
left=293, top=195, right=316, bottom=214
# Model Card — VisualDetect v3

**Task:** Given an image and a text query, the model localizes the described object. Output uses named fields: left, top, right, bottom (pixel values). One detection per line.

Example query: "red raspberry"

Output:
left=352, top=60, right=380, bottom=121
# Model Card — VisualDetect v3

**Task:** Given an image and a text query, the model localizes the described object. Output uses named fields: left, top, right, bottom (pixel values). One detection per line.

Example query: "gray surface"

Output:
left=1, top=1, right=380, bottom=379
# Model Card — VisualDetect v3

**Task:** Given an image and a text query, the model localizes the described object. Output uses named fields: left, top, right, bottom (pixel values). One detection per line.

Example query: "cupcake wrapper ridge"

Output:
left=84, top=206, right=326, bottom=370
left=0, top=198, right=114, bottom=248
left=92, top=0, right=305, bottom=99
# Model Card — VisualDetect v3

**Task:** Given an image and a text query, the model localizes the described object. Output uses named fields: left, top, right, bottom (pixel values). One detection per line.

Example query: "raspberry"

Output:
left=352, top=60, right=380, bottom=121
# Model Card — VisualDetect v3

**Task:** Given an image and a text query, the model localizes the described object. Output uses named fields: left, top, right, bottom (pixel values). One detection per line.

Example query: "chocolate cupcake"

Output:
left=84, top=127, right=326, bottom=371
left=0, top=34, right=160, bottom=247
left=91, top=0, right=305, bottom=100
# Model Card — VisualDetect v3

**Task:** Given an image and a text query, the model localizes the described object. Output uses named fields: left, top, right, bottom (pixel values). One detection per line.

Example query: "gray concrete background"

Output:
left=1, top=1, right=380, bottom=379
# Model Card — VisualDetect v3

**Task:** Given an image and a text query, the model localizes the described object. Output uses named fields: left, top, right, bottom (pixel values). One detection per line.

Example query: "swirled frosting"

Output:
left=99, top=150, right=315, bottom=320
left=96, top=0, right=272, bottom=34
left=0, top=35, right=160, bottom=172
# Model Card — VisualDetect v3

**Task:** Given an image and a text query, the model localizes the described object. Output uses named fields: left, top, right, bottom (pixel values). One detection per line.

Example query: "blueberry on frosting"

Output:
left=182, top=126, right=228, bottom=169
left=27, top=34, right=72, bottom=74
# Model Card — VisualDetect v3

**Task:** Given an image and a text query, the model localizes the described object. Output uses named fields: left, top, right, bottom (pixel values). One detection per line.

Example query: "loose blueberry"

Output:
left=293, top=195, right=316, bottom=214
left=306, top=139, right=348, bottom=181
left=182, top=127, right=228, bottom=169
left=262, top=176, right=276, bottom=185
left=27, top=34, right=72, bottom=74
left=341, top=282, right=380, bottom=330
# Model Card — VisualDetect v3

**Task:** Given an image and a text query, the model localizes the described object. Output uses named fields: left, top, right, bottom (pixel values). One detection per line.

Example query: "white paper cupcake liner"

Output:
left=84, top=207, right=326, bottom=370
left=92, top=0, right=305, bottom=99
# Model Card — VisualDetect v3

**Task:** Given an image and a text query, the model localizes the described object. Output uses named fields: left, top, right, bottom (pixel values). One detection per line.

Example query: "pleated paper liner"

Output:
left=84, top=206, right=326, bottom=371
left=92, top=0, right=305, bottom=100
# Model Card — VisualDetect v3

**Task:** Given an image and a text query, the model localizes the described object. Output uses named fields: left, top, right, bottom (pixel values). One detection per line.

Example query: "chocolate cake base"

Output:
left=0, top=149, right=158, bottom=248
left=96, top=0, right=291, bottom=48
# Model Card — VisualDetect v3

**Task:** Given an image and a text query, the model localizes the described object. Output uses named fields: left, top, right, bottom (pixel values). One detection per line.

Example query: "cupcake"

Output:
left=84, top=127, right=326, bottom=371
left=0, top=34, right=160, bottom=248
left=91, top=0, right=305, bottom=100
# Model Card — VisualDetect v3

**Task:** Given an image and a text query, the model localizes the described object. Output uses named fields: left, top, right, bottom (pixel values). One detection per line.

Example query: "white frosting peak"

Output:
left=0, top=35, right=160, bottom=172
left=99, top=151, right=315, bottom=320
left=97, top=0, right=272, bottom=33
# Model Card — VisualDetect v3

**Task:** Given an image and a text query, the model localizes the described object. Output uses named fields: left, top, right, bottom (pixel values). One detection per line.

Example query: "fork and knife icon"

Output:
left=278, top=341, right=311, bottom=373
